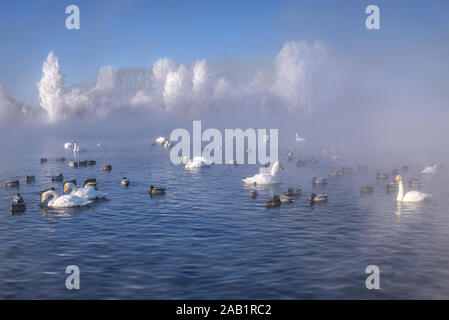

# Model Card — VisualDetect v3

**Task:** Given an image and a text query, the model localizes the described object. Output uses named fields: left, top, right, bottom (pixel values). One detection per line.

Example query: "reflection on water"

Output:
left=0, top=138, right=449, bottom=299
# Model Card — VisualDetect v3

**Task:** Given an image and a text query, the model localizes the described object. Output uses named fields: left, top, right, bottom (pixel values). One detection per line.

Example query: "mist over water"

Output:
left=1, top=38, right=447, bottom=166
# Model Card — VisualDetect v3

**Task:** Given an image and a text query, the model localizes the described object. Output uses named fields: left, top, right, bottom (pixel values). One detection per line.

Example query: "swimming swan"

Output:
left=156, top=137, right=171, bottom=149
left=41, top=189, right=92, bottom=208
left=296, top=133, right=306, bottom=143
left=64, top=182, right=108, bottom=200
left=183, top=156, right=214, bottom=169
left=395, top=175, right=431, bottom=202
left=242, top=161, right=284, bottom=185
left=422, top=164, right=438, bottom=174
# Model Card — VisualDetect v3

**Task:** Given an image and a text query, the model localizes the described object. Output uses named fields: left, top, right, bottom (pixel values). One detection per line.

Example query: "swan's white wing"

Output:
left=75, top=188, right=108, bottom=200
left=49, top=195, right=92, bottom=208
left=243, top=173, right=276, bottom=185
left=403, top=191, right=431, bottom=202
left=156, top=137, right=167, bottom=144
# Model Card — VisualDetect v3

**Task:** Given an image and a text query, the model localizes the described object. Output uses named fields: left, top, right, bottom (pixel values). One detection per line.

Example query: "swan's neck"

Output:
left=271, top=163, right=279, bottom=176
left=397, top=180, right=404, bottom=201
left=47, top=190, right=59, bottom=206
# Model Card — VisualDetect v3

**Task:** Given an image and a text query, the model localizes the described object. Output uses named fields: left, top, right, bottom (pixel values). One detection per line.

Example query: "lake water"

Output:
left=1, top=137, right=448, bottom=299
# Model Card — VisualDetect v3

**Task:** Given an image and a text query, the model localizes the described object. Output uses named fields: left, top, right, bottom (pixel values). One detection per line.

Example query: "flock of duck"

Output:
left=4, top=134, right=442, bottom=213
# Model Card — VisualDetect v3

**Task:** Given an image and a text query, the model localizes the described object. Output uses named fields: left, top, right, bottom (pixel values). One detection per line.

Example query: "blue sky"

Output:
left=1, top=0, right=448, bottom=102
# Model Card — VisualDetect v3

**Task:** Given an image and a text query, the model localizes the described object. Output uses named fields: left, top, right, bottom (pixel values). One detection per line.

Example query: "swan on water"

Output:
left=156, top=137, right=171, bottom=149
left=395, top=175, right=431, bottom=202
left=296, top=133, right=306, bottom=143
left=183, top=156, right=214, bottom=169
left=263, top=134, right=269, bottom=143
left=72, top=140, right=86, bottom=153
left=64, top=182, right=108, bottom=200
left=422, top=164, right=438, bottom=174
left=41, top=189, right=92, bottom=208
left=242, top=161, right=284, bottom=185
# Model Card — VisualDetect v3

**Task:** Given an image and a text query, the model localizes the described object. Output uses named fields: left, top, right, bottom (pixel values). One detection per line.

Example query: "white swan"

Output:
left=41, top=189, right=92, bottom=208
left=64, top=182, right=108, bottom=200
left=72, top=140, right=87, bottom=153
left=243, top=161, right=284, bottom=185
left=263, top=134, right=269, bottom=143
left=183, top=156, right=214, bottom=169
left=395, top=175, right=431, bottom=202
left=422, top=164, right=438, bottom=174
left=296, top=133, right=306, bottom=143
left=156, top=137, right=171, bottom=149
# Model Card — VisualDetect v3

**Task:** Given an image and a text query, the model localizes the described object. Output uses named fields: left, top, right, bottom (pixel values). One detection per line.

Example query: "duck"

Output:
left=329, top=154, right=340, bottom=160
left=376, top=173, right=389, bottom=180
left=295, top=158, right=303, bottom=166
left=102, top=164, right=112, bottom=171
left=287, top=151, right=293, bottom=161
left=310, top=193, right=328, bottom=203
left=10, top=194, right=26, bottom=213
left=279, top=195, right=294, bottom=203
left=149, top=185, right=166, bottom=196
left=312, top=177, right=327, bottom=185
left=97, top=143, right=102, bottom=148
left=40, top=158, right=48, bottom=163
left=395, top=175, right=431, bottom=202
left=311, top=158, right=318, bottom=164
left=51, top=174, right=64, bottom=182
left=68, top=161, right=79, bottom=168
left=286, top=188, right=300, bottom=197
left=243, top=161, right=284, bottom=185
left=78, top=161, right=88, bottom=167
left=41, top=189, right=92, bottom=208
left=266, top=196, right=281, bottom=208
left=408, top=178, right=422, bottom=187
left=64, top=182, right=108, bottom=200
left=422, top=164, right=438, bottom=174
left=25, top=176, right=35, bottom=183
left=5, top=180, right=20, bottom=188
left=341, top=167, right=352, bottom=173
left=328, top=170, right=343, bottom=177
left=183, top=156, right=214, bottom=169
left=83, top=178, right=98, bottom=189
left=248, top=189, right=257, bottom=198
left=64, top=142, right=73, bottom=150
left=121, top=177, right=130, bottom=187
left=386, top=183, right=397, bottom=193
left=360, top=186, right=374, bottom=194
